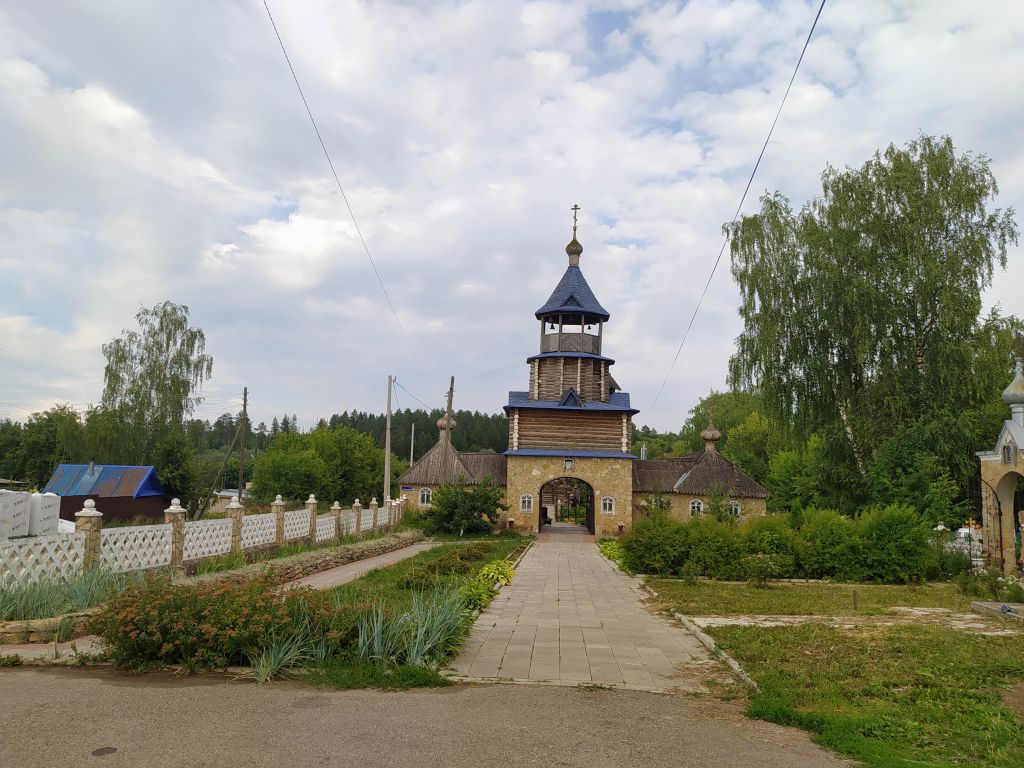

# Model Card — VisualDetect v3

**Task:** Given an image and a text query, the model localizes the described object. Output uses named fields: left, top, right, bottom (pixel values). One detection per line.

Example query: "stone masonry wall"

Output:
left=505, top=455, right=633, bottom=537
left=632, top=494, right=767, bottom=522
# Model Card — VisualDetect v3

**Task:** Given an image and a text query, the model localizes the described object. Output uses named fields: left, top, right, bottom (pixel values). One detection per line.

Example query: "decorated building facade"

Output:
left=398, top=213, right=769, bottom=534
left=977, top=350, right=1024, bottom=575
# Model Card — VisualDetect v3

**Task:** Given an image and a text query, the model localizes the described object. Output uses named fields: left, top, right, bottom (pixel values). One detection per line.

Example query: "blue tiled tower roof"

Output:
left=534, top=265, right=610, bottom=321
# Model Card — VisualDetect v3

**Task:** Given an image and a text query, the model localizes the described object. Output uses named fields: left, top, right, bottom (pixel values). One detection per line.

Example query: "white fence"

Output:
left=1, top=495, right=407, bottom=588
left=100, top=524, right=173, bottom=573
left=0, top=533, right=85, bottom=589
left=284, top=509, right=311, bottom=540
left=241, top=512, right=277, bottom=549
left=315, top=514, right=336, bottom=543
left=183, top=518, right=233, bottom=562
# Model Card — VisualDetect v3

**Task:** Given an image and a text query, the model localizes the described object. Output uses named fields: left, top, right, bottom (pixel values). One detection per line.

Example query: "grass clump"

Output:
left=712, top=622, right=1024, bottom=767
left=0, top=568, right=144, bottom=621
left=597, top=538, right=623, bottom=567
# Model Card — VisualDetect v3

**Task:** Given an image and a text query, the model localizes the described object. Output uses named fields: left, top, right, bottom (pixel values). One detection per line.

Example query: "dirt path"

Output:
left=285, top=540, right=442, bottom=589
left=0, top=667, right=850, bottom=768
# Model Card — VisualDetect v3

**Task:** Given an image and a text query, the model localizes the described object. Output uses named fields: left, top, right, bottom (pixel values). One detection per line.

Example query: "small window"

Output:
left=563, top=458, right=574, bottom=471
left=729, top=501, right=741, bottom=518
left=419, top=487, right=432, bottom=506
left=520, top=494, right=533, bottom=513
left=1003, top=444, right=1016, bottom=464
left=601, top=496, right=615, bottom=515
left=689, top=499, right=704, bottom=515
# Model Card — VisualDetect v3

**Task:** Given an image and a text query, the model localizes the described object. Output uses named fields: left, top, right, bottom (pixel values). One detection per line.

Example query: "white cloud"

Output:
left=0, top=0, right=1021, bottom=434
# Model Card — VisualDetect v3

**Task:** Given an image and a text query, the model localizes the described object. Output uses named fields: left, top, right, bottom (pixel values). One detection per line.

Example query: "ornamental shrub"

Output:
left=477, top=559, right=515, bottom=586
left=685, top=517, right=745, bottom=579
left=856, top=504, right=936, bottom=584
left=620, top=512, right=688, bottom=575
left=740, top=515, right=800, bottom=576
left=91, top=574, right=349, bottom=671
left=458, top=576, right=497, bottom=611
left=799, top=508, right=859, bottom=579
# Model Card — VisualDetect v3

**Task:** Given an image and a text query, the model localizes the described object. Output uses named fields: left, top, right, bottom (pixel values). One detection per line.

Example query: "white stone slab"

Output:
left=0, top=490, right=30, bottom=538
left=29, top=492, right=60, bottom=536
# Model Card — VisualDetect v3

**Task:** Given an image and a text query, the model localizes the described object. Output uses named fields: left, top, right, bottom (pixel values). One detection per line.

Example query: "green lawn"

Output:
left=647, top=579, right=973, bottom=616
left=711, top=622, right=1024, bottom=767
left=326, top=537, right=527, bottom=611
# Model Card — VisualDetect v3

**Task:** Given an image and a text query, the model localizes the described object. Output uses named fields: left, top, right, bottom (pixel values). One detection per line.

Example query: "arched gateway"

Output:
left=398, top=207, right=770, bottom=536
left=977, top=348, right=1024, bottom=575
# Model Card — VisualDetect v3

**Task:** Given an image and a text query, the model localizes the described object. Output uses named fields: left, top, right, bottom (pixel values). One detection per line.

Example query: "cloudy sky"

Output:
left=1, top=0, right=1022, bottom=433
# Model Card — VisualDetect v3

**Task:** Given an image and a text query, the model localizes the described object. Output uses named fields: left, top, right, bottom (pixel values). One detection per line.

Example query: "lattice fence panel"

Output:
left=183, top=519, right=233, bottom=562
left=241, top=513, right=276, bottom=549
left=101, top=525, right=172, bottom=573
left=315, top=515, right=336, bottom=543
left=0, top=533, right=85, bottom=589
left=340, top=510, right=357, bottom=536
left=284, top=509, right=311, bottom=540
left=375, top=506, right=388, bottom=527
left=360, top=508, right=374, bottom=531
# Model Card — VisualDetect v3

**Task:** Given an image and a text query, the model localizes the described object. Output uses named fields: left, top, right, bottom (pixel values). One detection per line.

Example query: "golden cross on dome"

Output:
left=571, top=203, right=580, bottom=237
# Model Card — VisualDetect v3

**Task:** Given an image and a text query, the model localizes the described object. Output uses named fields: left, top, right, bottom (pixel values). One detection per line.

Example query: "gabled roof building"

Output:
left=398, top=209, right=769, bottom=534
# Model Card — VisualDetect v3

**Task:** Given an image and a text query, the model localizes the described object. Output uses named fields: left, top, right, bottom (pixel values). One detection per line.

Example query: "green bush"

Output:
left=478, top=559, right=515, bottom=586
left=686, top=517, right=745, bottom=579
left=421, top=477, right=508, bottom=535
left=91, top=575, right=349, bottom=671
left=857, top=505, right=936, bottom=584
left=458, top=576, right=497, bottom=611
left=620, top=512, right=688, bottom=574
left=741, top=515, right=800, bottom=575
left=799, top=509, right=859, bottom=579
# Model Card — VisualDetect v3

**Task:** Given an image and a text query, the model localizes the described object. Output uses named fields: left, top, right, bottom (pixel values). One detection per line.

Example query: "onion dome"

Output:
left=1003, top=354, right=1024, bottom=406
left=701, top=420, right=722, bottom=453
left=565, top=237, right=583, bottom=267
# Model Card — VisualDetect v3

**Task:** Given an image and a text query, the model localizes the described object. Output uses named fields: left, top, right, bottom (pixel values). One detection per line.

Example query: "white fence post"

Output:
left=225, top=495, right=244, bottom=554
left=305, top=494, right=318, bottom=541
left=165, top=498, right=186, bottom=569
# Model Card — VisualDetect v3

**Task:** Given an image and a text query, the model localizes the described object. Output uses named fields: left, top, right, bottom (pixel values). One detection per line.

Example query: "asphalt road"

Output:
left=0, top=668, right=849, bottom=768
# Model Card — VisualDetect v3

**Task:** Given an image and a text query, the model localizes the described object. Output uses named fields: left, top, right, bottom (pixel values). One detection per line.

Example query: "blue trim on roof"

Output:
left=526, top=352, right=615, bottom=364
left=42, top=465, right=165, bottom=498
left=535, top=266, right=610, bottom=321
left=505, top=449, right=637, bottom=459
left=504, top=390, right=638, bottom=414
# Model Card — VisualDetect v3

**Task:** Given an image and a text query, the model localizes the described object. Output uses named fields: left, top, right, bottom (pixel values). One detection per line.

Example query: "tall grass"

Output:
left=0, top=568, right=143, bottom=621
left=357, top=585, right=468, bottom=667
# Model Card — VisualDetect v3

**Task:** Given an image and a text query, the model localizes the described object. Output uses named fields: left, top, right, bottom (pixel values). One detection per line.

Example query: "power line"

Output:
left=394, top=378, right=433, bottom=411
left=0, top=342, right=106, bottom=386
left=646, top=0, right=827, bottom=418
left=261, top=1, right=433, bottom=389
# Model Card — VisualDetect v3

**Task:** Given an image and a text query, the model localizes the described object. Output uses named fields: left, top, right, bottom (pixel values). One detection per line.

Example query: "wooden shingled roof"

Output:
left=632, top=451, right=769, bottom=499
left=398, top=439, right=507, bottom=486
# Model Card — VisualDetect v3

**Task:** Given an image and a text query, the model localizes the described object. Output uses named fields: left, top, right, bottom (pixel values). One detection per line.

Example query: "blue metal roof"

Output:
left=505, top=448, right=637, bottom=459
left=43, top=465, right=165, bottom=498
left=526, top=352, right=615, bottom=364
left=504, top=390, right=637, bottom=414
left=535, top=266, right=610, bottom=321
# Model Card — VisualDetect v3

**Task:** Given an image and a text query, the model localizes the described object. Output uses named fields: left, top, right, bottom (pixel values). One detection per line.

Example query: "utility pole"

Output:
left=383, top=375, right=393, bottom=503
left=409, top=422, right=415, bottom=464
left=238, top=386, right=248, bottom=500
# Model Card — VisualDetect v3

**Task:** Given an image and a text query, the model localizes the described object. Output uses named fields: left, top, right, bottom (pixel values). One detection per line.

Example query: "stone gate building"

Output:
left=977, top=350, right=1024, bottom=575
left=399, top=214, right=768, bottom=535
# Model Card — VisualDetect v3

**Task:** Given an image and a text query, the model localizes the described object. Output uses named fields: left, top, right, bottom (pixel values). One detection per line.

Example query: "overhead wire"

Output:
left=261, top=1, right=440, bottom=412
left=646, top=0, right=827, bottom=418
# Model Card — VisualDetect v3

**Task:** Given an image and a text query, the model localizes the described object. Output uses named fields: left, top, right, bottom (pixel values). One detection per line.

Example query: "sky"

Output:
left=1, top=0, right=1022, bottom=433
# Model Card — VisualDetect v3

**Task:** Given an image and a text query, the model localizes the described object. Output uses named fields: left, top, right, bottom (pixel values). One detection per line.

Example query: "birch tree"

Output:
left=727, top=135, right=1018, bottom=475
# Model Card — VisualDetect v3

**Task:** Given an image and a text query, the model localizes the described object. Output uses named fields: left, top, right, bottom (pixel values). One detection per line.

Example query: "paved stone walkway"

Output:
left=449, top=531, right=728, bottom=692
left=285, top=541, right=441, bottom=590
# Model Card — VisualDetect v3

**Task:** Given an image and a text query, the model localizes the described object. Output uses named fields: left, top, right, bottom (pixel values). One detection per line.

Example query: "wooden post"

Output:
left=225, top=495, right=244, bottom=555
left=353, top=499, right=363, bottom=537
left=306, top=494, right=318, bottom=542
left=164, top=498, right=186, bottom=570
left=75, top=499, right=103, bottom=571
left=271, top=494, right=286, bottom=546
